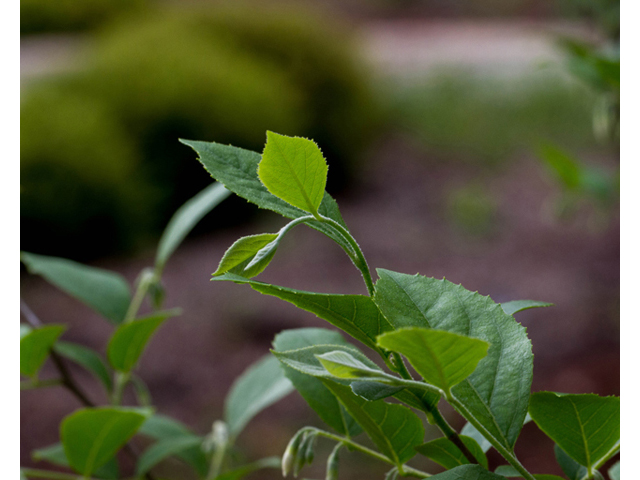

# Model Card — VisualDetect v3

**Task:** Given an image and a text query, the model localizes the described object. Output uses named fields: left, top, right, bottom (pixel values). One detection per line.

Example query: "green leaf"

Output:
left=180, top=139, right=350, bottom=251
left=554, top=444, right=588, bottom=480
left=215, top=457, right=281, bottom=480
left=374, top=269, right=533, bottom=451
left=20, top=325, right=66, bottom=377
left=21, top=252, right=131, bottom=324
left=20, top=324, right=32, bottom=339
left=61, top=407, right=150, bottom=476
left=136, top=436, right=203, bottom=477
left=323, top=381, right=425, bottom=466
left=501, top=300, right=554, bottom=316
left=428, top=465, right=507, bottom=479
left=350, top=381, right=404, bottom=401
left=32, top=443, right=119, bottom=480
left=257, top=131, right=328, bottom=215
left=493, top=466, right=564, bottom=480
left=461, top=422, right=492, bottom=453
left=608, top=461, right=619, bottom=480
left=156, top=182, right=230, bottom=272
left=224, top=354, right=293, bottom=437
left=54, top=341, right=113, bottom=392
left=213, top=233, right=279, bottom=278
left=273, top=328, right=362, bottom=437
left=213, top=273, right=393, bottom=354
left=415, top=435, right=488, bottom=469
left=529, top=392, right=620, bottom=473
left=316, top=350, right=401, bottom=383
left=377, top=328, right=489, bottom=394
left=138, top=415, right=209, bottom=477
left=107, top=311, right=177, bottom=373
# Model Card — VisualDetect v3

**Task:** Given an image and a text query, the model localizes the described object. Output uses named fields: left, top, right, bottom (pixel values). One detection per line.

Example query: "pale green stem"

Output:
left=111, top=371, right=130, bottom=406
left=123, top=269, right=155, bottom=324
left=447, top=395, right=537, bottom=480
left=305, top=427, right=431, bottom=478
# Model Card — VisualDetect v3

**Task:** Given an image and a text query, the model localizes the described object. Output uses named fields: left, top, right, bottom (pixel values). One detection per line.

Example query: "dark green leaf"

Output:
left=501, top=300, right=554, bottom=316
left=374, top=269, right=533, bottom=451
left=415, top=435, right=488, bottom=469
left=213, top=274, right=392, bottom=354
left=351, top=381, right=404, bottom=401
left=136, top=436, right=203, bottom=476
left=529, top=392, right=620, bottom=473
left=155, top=182, right=230, bottom=272
left=272, top=328, right=361, bottom=437
left=224, top=354, right=293, bottom=436
left=138, top=415, right=209, bottom=477
left=428, top=464, right=507, bottom=479
left=608, top=461, right=619, bottom=480
left=323, top=381, right=425, bottom=466
left=61, top=407, right=150, bottom=476
left=554, top=444, right=588, bottom=480
left=258, top=131, right=328, bottom=215
left=377, top=328, right=489, bottom=394
left=32, top=443, right=119, bottom=480
left=54, top=341, right=113, bottom=392
left=215, top=457, right=281, bottom=480
left=107, top=311, right=177, bottom=372
left=20, top=325, right=66, bottom=377
left=180, top=139, right=350, bottom=251
left=213, top=233, right=278, bottom=278
left=21, top=252, right=131, bottom=324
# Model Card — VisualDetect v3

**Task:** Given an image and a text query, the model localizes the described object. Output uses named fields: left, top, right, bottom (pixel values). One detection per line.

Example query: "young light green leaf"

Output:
left=316, top=350, right=401, bottom=383
left=32, top=443, right=119, bottom=480
left=428, top=464, right=507, bottom=479
left=20, top=324, right=32, bottom=339
left=501, top=300, right=554, bottom=316
left=107, top=311, right=177, bottom=373
left=213, top=233, right=278, bottom=278
left=415, top=435, right=488, bottom=470
left=136, top=436, right=203, bottom=477
left=180, top=139, right=350, bottom=251
left=61, top=407, right=150, bottom=476
left=529, top=392, right=620, bottom=474
left=272, top=328, right=362, bottom=437
left=54, top=341, right=113, bottom=392
left=377, top=328, right=489, bottom=394
left=374, top=269, right=533, bottom=451
left=215, top=457, right=281, bottom=480
left=213, top=273, right=393, bottom=354
left=608, top=461, right=619, bottom=480
left=322, top=381, right=425, bottom=466
left=258, top=131, right=328, bottom=215
left=224, top=354, right=293, bottom=437
left=21, top=252, right=131, bottom=324
left=138, top=415, right=209, bottom=477
left=20, top=325, right=66, bottom=377
left=155, top=182, right=230, bottom=272
left=554, top=444, right=588, bottom=480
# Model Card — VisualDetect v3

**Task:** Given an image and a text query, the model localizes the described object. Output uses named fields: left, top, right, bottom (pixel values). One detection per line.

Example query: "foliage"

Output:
left=21, top=3, right=378, bottom=259
left=20, top=131, right=619, bottom=480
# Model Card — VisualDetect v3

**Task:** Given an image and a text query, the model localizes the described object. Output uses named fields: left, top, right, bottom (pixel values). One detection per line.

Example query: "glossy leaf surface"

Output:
left=224, top=354, right=293, bottom=436
left=377, top=328, right=489, bottom=394
left=374, top=269, right=533, bottom=450
left=156, top=182, right=230, bottom=271
left=54, top=341, right=113, bottom=392
left=107, top=311, right=176, bottom=372
left=213, top=233, right=278, bottom=278
left=501, top=300, right=553, bottom=316
left=20, top=325, right=66, bottom=377
left=415, top=435, right=488, bottom=469
left=21, top=252, right=131, bottom=324
left=529, top=392, right=620, bottom=472
left=258, top=131, right=328, bottom=215
left=272, top=328, right=362, bottom=437
left=61, top=407, right=149, bottom=476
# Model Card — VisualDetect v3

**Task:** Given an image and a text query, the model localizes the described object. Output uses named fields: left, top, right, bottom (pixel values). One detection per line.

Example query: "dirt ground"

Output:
left=21, top=132, right=619, bottom=478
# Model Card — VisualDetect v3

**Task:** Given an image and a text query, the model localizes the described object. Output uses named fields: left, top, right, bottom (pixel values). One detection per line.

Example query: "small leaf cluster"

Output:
left=20, top=183, right=292, bottom=480
left=185, top=131, right=620, bottom=480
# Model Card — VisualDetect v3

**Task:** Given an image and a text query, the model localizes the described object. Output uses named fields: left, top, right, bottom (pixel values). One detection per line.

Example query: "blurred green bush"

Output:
left=21, top=3, right=379, bottom=259
left=20, top=0, right=146, bottom=35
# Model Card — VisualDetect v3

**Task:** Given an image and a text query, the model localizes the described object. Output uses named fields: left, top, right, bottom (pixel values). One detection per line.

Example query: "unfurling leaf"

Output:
left=213, top=233, right=278, bottom=278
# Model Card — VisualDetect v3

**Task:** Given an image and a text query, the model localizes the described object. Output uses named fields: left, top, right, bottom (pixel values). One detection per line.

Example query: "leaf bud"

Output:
left=282, top=429, right=306, bottom=477
left=326, top=442, right=341, bottom=480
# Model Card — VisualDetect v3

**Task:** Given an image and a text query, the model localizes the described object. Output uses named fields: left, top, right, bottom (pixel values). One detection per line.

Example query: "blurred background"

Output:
left=21, top=0, right=619, bottom=478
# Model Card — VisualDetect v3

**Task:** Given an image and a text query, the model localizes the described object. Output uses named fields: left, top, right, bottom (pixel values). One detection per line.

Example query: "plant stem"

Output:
left=306, top=428, right=431, bottom=478
left=317, top=215, right=375, bottom=296
left=447, top=395, right=536, bottom=480
left=123, top=269, right=155, bottom=324
left=111, top=372, right=130, bottom=406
